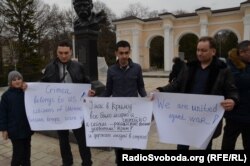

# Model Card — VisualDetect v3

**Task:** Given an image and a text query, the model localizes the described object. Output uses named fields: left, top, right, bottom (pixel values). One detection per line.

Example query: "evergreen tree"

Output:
left=0, top=0, right=38, bottom=73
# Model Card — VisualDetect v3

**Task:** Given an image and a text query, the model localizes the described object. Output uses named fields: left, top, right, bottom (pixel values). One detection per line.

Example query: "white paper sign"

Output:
left=25, top=82, right=91, bottom=130
left=153, top=92, right=224, bottom=149
left=83, top=97, right=153, bottom=149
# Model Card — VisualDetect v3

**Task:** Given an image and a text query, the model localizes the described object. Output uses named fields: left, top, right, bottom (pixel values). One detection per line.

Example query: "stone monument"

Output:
left=73, top=0, right=106, bottom=95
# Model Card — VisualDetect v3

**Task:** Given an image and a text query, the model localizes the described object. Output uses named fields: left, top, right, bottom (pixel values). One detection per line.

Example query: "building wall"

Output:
left=114, top=2, right=250, bottom=71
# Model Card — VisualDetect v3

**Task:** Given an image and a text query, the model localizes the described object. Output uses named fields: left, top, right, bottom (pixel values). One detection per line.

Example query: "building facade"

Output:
left=113, top=1, right=250, bottom=71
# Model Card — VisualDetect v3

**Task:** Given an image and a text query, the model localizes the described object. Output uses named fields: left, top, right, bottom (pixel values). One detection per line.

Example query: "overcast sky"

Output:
left=43, top=0, right=246, bottom=17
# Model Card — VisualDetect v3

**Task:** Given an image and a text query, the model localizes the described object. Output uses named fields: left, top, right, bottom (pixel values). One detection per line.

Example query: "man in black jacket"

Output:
left=156, top=36, right=238, bottom=150
left=42, top=41, right=94, bottom=166
left=222, top=40, right=250, bottom=150
left=169, top=57, right=185, bottom=83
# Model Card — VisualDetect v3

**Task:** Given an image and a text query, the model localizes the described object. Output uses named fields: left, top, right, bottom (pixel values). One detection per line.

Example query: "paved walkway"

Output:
left=0, top=72, right=244, bottom=166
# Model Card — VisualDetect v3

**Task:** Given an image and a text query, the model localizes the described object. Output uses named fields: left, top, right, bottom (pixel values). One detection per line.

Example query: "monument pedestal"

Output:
left=74, top=30, right=105, bottom=96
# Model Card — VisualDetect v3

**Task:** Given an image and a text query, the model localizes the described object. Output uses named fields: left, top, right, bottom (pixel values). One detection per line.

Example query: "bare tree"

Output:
left=93, top=0, right=117, bottom=20
left=39, top=4, right=72, bottom=62
left=148, top=9, right=169, bottom=17
left=0, top=16, right=4, bottom=34
left=120, top=3, right=170, bottom=19
left=121, top=2, right=149, bottom=19
left=173, top=9, right=188, bottom=15
left=34, top=0, right=52, bottom=39
left=64, top=8, right=76, bottom=31
left=43, top=5, right=70, bottom=39
left=148, top=10, right=159, bottom=18
left=159, top=9, right=168, bottom=14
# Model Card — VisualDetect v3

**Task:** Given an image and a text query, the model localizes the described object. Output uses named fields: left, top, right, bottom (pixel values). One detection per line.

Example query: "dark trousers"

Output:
left=10, top=137, right=31, bottom=166
left=57, top=125, right=92, bottom=166
left=222, top=119, right=250, bottom=150
left=177, top=140, right=212, bottom=150
left=114, top=148, right=122, bottom=164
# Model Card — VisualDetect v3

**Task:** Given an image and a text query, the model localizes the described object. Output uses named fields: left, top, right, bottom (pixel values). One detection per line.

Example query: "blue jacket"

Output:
left=101, top=59, right=147, bottom=97
left=0, top=88, right=33, bottom=139
left=224, top=49, right=250, bottom=123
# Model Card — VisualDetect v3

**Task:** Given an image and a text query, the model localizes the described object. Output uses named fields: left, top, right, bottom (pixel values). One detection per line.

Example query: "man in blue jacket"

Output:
left=101, top=40, right=147, bottom=163
left=222, top=40, right=250, bottom=150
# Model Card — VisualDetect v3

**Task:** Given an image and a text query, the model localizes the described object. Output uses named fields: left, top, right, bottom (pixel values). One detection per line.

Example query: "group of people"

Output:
left=0, top=37, right=250, bottom=166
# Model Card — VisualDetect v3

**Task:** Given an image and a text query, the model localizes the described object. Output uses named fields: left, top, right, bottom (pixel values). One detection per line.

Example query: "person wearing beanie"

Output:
left=0, top=70, right=33, bottom=166
left=8, top=70, right=23, bottom=85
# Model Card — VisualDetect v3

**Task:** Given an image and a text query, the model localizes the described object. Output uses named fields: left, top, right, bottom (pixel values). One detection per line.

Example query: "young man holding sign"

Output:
left=101, top=40, right=147, bottom=163
left=156, top=36, right=238, bottom=150
left=41, top=41, right=94, bottom=166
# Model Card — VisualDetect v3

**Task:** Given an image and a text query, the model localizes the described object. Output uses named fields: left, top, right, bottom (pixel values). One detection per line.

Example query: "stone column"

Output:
left=74, top=30, right=99, bottom=81
left=163, top=25, right=173, bottom=71
left=132, top=29, right=140, bottom=64
left=196, top=11, right=209, bottom=37
left=243, top=15, right=250, bottom=40
left=200, top=21, right=208, bottom=36
left=116, top=30, right=121, bottom=43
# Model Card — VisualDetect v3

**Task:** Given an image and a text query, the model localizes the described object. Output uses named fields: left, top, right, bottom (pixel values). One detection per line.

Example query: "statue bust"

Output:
left=73, top=0, right=106, bottom=31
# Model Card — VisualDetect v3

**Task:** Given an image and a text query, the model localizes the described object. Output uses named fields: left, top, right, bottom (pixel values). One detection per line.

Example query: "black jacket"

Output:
left=224, top=49, right=250, bottom=123
left=0, top=88, right=33, bottom=139
left=157, top=57, right=238, bottom=138
left=41, top=58, right=90, bottom=83
left=169, top=59, right=185, bottom=83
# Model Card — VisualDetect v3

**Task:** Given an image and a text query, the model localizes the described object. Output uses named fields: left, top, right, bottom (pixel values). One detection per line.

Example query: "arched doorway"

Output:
left=149, top=36, right=164, bottom=69
left=179, top=33, right=198, bottom=62
left=214, top=30, right=238, bottom=58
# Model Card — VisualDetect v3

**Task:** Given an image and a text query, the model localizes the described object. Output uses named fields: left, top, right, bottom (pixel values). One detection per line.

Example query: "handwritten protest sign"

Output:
left=153, top=92, right=224, bottom=149
left=25, top=83, right=91, bottom=130
left=83, top=97, right=153, bottom=149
